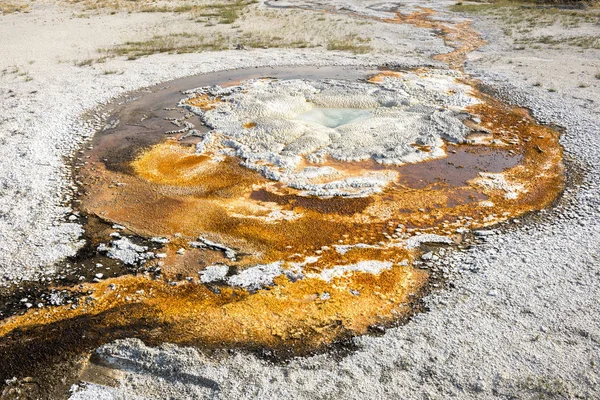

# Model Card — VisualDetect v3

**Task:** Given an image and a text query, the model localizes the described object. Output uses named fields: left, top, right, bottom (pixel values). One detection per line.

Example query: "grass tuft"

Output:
left=327, top=35, right=372, bottom=54
left=102, top=31, right=316, bottom=59
left=0, top=1, right=29, bottom=14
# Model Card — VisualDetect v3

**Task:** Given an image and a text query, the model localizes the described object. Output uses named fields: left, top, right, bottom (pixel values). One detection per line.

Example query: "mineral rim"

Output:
left=0, top=67, right=564, bottom=362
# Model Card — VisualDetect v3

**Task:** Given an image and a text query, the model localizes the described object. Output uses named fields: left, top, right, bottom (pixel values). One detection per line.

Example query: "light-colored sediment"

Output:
left=0, top=0, right=599, bottom=399
left=182, top=71, right=476, bottom=197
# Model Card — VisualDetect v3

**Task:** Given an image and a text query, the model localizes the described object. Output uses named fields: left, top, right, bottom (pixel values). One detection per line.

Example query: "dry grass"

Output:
left=61, top=0, right=257, bottom=25
left=1, top=65, right=33, bottom=81
left=100, top=31, right=315, bottom=59
left=327, top=35, right=372, bottom=54
left=451, top=1, right=600, bottom=26
left=517, top=375, right=570, bottom=399
left=141, top=1, right=258, bottom=24
left=76, top=0, right=374, bottom=62
left=451, top=1, right=600, bottom=52
left=515, top=34, right=600, bottom=48
left=0, top=1, right=29, bottom=14
left=241, top=37, right=313, bottom=49
left=101, top=33, right=230, bottom=59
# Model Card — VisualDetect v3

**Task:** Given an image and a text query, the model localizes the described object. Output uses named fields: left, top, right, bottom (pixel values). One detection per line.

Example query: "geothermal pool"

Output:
left=0, top=66, right=564, bottom=379
left=295, top=108, right=372, bottom=128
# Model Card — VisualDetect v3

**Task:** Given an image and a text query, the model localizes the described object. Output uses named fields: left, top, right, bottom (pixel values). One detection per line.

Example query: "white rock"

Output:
left=199, top=264, right=229, bottom=284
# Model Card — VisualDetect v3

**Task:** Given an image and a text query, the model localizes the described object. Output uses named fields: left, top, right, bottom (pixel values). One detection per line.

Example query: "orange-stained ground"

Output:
left=0, top=4, right=564, bottom=359
left=382, top=8, right=487, bottom=70
left=0, top=72, right=564, bottom=355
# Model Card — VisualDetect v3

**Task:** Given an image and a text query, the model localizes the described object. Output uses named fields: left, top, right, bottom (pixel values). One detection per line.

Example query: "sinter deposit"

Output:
left=182, top=70, right=477, bottom=197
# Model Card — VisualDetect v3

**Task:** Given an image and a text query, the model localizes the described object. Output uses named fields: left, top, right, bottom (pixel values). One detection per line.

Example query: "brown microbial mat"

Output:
left=0, top=66, right=564, bottom=387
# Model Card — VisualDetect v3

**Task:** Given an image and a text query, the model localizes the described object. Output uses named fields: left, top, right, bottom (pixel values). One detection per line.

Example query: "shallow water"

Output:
left=90, top=66, right=380, bottom=173
left=295, top=108, right=372, bottom=128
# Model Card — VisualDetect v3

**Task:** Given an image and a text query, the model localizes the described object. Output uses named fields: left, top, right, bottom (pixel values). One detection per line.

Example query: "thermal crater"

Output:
left=0, top=68, right=564, bottom=355
left=181, top=70, right=475, bottom=197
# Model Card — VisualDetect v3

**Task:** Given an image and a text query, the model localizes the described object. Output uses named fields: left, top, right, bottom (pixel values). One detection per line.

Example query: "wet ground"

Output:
left=0, top=64, right=565, bottom=399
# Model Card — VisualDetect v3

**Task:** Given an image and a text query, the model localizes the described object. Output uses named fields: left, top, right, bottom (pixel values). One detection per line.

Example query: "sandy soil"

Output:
left=0, top=0, right=599, bottom=399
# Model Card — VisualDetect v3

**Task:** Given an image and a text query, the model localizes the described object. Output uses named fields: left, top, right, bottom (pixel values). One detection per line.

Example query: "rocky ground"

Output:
left=1, top=0, right=599, bottom=399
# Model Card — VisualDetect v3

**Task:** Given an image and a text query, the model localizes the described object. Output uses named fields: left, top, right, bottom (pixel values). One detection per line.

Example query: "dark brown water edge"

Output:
left=86, top=65, right=385, bottom=173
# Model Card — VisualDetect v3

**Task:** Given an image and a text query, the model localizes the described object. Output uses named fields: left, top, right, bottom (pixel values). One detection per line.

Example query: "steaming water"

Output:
left=296, top=108, right=371, bottom=128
